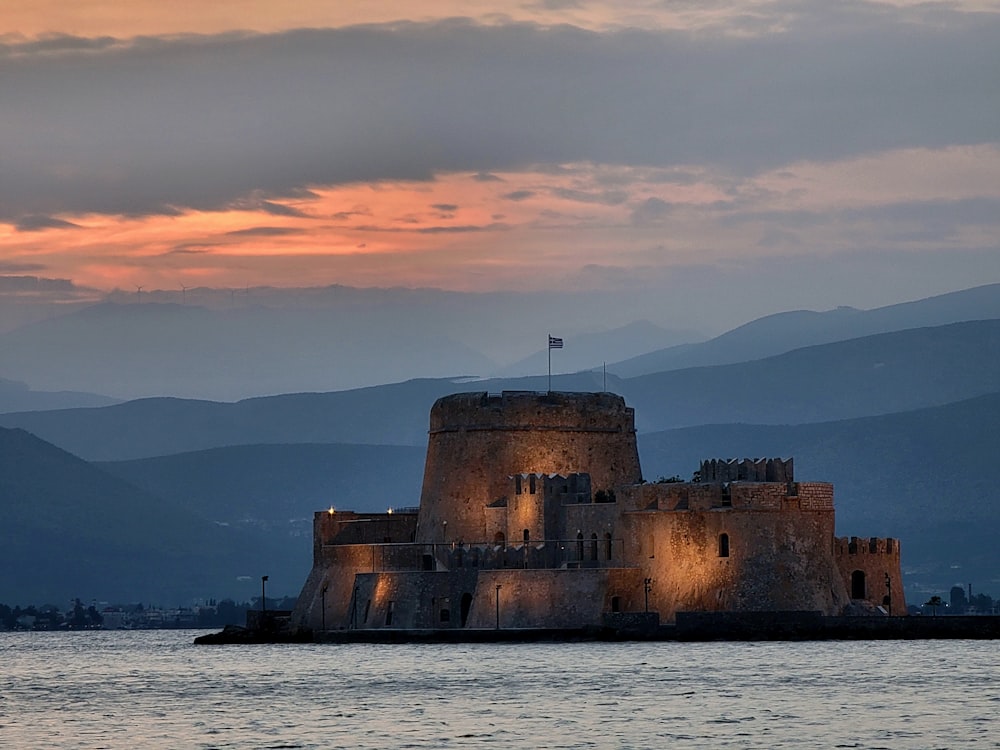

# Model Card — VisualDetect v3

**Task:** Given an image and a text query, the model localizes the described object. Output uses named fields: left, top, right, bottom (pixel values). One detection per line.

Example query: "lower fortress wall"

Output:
left=620, top=505, right=849, bottom=621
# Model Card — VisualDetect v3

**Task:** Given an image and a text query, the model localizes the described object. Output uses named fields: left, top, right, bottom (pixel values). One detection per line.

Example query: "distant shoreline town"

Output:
left=0, top=597, right=297, bottom=631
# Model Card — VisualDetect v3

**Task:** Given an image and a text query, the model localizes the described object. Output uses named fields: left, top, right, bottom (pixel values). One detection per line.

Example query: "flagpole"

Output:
left=548, top=335, right=552, bottom=393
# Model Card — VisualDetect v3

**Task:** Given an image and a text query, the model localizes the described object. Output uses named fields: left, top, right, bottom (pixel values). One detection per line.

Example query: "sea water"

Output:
left=1, top=630, right=997, bottom=749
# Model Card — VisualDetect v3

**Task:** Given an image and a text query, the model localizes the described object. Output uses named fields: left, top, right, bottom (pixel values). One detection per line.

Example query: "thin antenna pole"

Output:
left=603, top=362, right=607, bottom=392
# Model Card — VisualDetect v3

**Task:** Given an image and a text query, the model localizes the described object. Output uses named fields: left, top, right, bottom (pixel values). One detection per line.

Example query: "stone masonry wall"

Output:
left=835, top=536, right=906, bottom=614
left=416, top=392, right=641, bottom=545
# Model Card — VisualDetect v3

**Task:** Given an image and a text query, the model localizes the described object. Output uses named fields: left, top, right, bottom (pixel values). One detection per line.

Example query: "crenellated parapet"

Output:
left=835, top=536, right=900, bottom=557
left=699, top=457, right=794, bottom=483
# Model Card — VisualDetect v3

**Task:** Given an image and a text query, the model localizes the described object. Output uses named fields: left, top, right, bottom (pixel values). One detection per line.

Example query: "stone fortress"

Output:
left=292, top=391, right=905, bottom=632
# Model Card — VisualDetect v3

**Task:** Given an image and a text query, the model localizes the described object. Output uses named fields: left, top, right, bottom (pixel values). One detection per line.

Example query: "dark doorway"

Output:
left=611, top=596, right=621, bottom=613
left=719, top=533, right=730, bottom=558
left=851, top=570, right=866, bottom=599
left=460, top=593, right=473, bottom=627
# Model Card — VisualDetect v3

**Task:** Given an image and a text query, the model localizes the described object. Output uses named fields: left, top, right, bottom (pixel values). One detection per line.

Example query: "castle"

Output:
left=291, top=391, right=905, bottom=632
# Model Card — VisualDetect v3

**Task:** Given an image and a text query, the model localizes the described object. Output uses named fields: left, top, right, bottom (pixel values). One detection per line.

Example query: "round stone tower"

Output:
left=415, top=391, right=641, bottom=544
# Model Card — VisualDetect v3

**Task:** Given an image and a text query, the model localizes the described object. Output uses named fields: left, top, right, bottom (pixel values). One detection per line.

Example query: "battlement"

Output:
left=428, top=391, right=636, bottom=434
left=510, top=472, right=593, bottom=504
left=699, top=457, right=794, bottom=483
left=835, top=536, right=899, bottom=556
left=624, top=479, right=833, bottom=512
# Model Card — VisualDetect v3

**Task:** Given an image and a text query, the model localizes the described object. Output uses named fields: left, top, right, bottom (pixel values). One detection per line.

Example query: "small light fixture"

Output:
left=387, top=507, right=394, bottom=514
left=328, top=506, right=336, bottom=515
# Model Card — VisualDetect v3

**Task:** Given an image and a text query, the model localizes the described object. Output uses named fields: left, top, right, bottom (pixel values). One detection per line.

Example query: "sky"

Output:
left=1, top=0, right=999, bottom=328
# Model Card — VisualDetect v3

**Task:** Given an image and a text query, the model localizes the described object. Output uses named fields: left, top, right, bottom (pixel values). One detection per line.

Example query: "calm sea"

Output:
left=1, top=631, right=996, bottom=749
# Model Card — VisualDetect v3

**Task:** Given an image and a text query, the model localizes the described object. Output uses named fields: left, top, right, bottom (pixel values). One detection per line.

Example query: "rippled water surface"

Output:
left=1, top=631, right=997, bottom=748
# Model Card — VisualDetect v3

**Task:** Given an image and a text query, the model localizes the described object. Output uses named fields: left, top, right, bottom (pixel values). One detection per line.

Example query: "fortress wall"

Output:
left=729, top=483, right=787, bottom=510
left=291, top=544, right=375, bottom=630
left=796, top=483, right=835, bottom=510
left=462, top=568, right=643, bottom=629
left=618, top=483, right=726, bottom=512
left=559, top=502, right=622, bottom=553
left=417, top=392, right=641, bottom=544
left=835, top=536, right=906, bottom=614
left=621, top=506, right=848, bottom=621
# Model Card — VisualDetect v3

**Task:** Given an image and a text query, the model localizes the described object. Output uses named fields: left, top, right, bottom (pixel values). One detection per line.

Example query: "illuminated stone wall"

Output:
left=835, top=536, right=906, bottom=614
left=415, top=391, right=641, bottom=545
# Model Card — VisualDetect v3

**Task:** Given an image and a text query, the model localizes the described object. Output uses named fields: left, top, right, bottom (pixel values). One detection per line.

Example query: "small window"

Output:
left=611, top=596, right=621, bottom=613
left=523, top=529, right=530, bottom=543
left=529, top=475, right=537, bottom=494
left=515, top=475, right=522, bottom=495
left=719, top=533, right=730, bottom=558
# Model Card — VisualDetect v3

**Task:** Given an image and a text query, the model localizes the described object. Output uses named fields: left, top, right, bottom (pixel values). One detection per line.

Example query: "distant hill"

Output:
left=0, top=427, right=304, bottom=604
left=0, top=379, right=460, bottom=461
left=98, top=443, right=426, bottom=525
left=0, top=377, right=119, bottom=414
left=611, top=282, right=1000, bottom=377
left=638, top=392, right=1000, bottom=598
left=622, top=319, right=1000, bottom=431
left=3, top=320, right=1000, bottom=460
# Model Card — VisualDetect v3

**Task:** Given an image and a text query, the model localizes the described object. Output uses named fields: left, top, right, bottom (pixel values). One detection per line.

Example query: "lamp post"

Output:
left=495, top=584, right=502, bottom=629
left=321, top=585, right=328, bottom=631
left=352, top=586, right=359, bottom=629
left=261, top=575, right=269, bottom=618
left=643, top=577, right=652, bottom=613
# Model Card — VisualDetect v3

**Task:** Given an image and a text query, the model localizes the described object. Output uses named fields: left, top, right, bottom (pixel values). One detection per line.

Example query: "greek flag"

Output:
left=548, top=335, right=563, bottom=349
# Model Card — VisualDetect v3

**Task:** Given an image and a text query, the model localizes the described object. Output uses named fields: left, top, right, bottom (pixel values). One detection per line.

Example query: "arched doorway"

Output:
left=851, top=570, right=866, bottom=599
left=460, top=592, right=473, bottom=627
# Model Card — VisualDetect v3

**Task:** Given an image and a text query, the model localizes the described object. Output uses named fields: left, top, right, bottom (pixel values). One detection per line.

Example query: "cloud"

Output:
left=502, top=190, right=536, bottom=201
left=14, top=215, right=81, bottom=231
left=472, top=172, right=504, bottom=182
left=0, top=262, right=47, bottom=273
left=431, top=203, right=459, bottom=211
left=416, top=223, right=510, bottom=234
left=0, top=8, right=997, bottom=223
left=630, top=197, right=673, bottom=225
left=225, top=226, right=303, bottom=237
left=552, top=187, right=629, bottom=206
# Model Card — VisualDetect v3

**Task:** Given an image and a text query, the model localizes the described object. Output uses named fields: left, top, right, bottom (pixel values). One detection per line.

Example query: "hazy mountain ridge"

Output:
left=98, top=443, right=426, bottom=524
left=0, top=377, right=119, bottom=413
left=0, top=427, right=303, bottom=604
left=492, top=320, right=703, bottom=377
left=622, top=319, right=1000, bottom=431
left=3, top=320, right=999, bottom=461
left=610, top=282, right=1000, bottom=377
